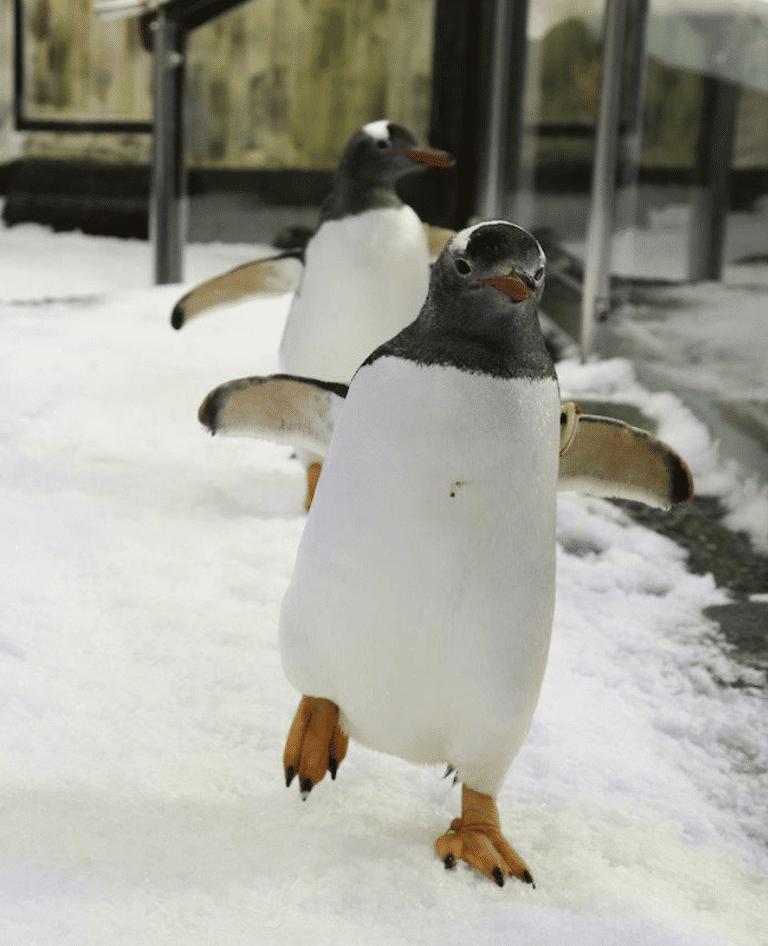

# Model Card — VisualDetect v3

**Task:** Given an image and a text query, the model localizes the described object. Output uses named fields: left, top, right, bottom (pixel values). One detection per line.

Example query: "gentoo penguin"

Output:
left=200, top=222, right=693, bottom=887
left=276, top=220, right=570, bottom=887
left=173, top=120, right=453, bottom=509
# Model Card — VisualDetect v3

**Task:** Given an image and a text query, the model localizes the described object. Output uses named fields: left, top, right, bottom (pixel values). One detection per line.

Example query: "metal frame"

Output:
left=145, top=0, right=252, bottom=283
left=12, top=0, right=251, bottom=284
left=580, top=0, right=632, bottom=359
left=474, top=0, right=515, bottom=220
left=473, top=0, right=534, bottom=222
left=150, top=9, right=187, bottom=283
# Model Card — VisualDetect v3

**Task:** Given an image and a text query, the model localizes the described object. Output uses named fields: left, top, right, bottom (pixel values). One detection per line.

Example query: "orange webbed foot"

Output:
left=283, top=696, right=348, bottom=797
left=435, top=785, right=534, bottom=888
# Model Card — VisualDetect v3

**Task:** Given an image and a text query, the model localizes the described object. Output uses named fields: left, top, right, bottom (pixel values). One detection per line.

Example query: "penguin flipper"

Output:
left=422, top=223, right=456, bottom=263
left=198, top=374, right=348, bottom=457
left=558, top=414, right=694, bottom=509
left=171, top=250, right=304, bottom=329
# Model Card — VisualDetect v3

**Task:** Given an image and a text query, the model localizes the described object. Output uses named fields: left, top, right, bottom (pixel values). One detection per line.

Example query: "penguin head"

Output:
left=338, top=120, right=454, bottom=188
left=411, top=221, right=552, bottom=376
left=435, top=221, right=546, bottom=312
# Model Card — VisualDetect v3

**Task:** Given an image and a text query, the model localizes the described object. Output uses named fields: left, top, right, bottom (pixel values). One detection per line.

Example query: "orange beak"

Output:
left=479, top=275, right=535, bottom=301
left=400, top=148, right=455, bottom=168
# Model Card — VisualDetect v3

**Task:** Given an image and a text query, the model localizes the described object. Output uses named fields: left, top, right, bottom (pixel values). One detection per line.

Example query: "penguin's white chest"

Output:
left=279, top=207, right=430, bottom=382
left=279, top=358, right=561, bottom=792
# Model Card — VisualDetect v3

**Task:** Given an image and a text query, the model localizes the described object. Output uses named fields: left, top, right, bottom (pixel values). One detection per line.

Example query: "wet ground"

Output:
left=616, top=495, right=768, bottom=674
left=578, top=399, right=768, bottom=678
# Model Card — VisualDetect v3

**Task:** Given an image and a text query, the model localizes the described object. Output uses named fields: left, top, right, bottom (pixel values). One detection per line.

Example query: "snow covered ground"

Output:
left=566, top=206, right=768, bottom=535
left=607, top=217, right=768, bottom=409
left=2, top=218, right=768, bottom=945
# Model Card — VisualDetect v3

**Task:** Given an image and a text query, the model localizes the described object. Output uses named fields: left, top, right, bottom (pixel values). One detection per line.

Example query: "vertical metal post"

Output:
left=475, top=0, right=514, bottom=220
left=12, top=0, right=26, bottom=131
left=687, top=20, right=740, bottom=281
left=580, top=0, right=631, bottom=360
left=687, top=75, right=738, bottom=280
left=617, top=0, right=650, bottom=203
left=151, top=10, right=187, bottom=285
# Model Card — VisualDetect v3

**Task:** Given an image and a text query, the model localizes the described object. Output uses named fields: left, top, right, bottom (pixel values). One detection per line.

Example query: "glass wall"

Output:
left=508, top=0, right=768, bottom=285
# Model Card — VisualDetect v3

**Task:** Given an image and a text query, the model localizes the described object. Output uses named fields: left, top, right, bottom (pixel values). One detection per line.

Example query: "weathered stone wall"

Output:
left=11, top=0, right=436, bottom=168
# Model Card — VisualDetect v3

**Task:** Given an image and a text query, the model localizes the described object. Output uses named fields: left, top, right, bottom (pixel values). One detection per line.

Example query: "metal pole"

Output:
left=475, top=0, right=514, bottom=220
left=618, top=0, right=650, bottom=197
left=151, top=10, right=187, bottom=284
left=580, top=0, right=631, bottom=360
left=687, top=19, right=740, bottom=282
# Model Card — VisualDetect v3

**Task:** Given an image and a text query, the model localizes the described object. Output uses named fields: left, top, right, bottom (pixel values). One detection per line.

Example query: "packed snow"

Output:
left=2, top=217, right=767, bottom=945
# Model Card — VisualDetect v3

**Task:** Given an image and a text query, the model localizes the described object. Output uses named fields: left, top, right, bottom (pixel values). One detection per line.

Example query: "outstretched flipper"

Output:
left=559, top=412, right=693, bottom=509
left=198, top=374, right=347, bottom=458
left=171, top=250, right=304, bottom=329
left=197, top=381, right=693, bottom=511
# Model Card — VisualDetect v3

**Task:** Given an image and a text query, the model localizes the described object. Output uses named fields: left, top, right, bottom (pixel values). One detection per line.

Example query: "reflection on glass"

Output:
left=514, top=0, right=768, bottom=286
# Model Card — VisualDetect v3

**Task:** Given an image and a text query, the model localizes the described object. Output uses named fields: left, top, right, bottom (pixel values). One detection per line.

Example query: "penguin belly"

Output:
left=279, top=357, right=561, bottom=795
left=278, top=207, right=430, bottom=383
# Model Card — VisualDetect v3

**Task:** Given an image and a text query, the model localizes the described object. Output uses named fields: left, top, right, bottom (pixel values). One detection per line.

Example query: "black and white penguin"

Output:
left=199, top=221, right=693, bottom=887
left=276, top=221, right=567, bottom=887
left=173, top=120, right=453, bottom=508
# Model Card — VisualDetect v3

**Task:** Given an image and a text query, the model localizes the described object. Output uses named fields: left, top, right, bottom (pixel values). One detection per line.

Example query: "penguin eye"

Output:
left=534, top=265, right=544, bottom=281
left=376, top=139, right=390, bottom=150
left=454, top=259, right=472, bottom=276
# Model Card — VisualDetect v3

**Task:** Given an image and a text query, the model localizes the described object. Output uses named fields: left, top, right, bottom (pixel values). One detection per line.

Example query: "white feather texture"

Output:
left=278, top=207, right=430, bottom=383
left=279, top=357, right=561, bottom=796
left=361, top=119, right=391, bottom=141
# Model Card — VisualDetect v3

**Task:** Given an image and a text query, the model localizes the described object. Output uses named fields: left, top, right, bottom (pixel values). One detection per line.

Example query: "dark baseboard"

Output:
left=2, top=157, right=765, bottom=239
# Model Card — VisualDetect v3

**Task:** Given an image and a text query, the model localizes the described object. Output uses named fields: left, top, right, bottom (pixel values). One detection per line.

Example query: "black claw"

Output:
left=443, top=765, right=455, bottom=780
left=522, top=869, right=535, bottom=887
left=492, top=866, right=505, bottom=887
left=329, top=757, right=338, bottom=780
left=300, top=777, right=313, bottom=799
left=443, top=854, right=457, bottom=870
left=285, top=766, right=295, bottom=788
left=170, top=304, right=185, bottom=330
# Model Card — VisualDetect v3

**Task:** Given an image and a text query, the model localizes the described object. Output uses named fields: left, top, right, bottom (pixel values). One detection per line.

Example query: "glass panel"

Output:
left=511, top=0, right=606, bottom=241
left=512, top=0, right=768, bottom=290
left=632, top=5, right=768, bottom=281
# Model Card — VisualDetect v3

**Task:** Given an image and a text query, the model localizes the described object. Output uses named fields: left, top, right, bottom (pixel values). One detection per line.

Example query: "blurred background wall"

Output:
left=4, top=0, right=435, bottom=167
left=4, top=0, right=767, bottom=173
left=1, top=0, right=767, bottom=277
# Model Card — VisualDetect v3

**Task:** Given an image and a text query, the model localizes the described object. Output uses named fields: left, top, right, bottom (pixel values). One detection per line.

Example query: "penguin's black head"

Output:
left=436, top=221, right=546, bottom=309
left=398, top=220, right=553, bottom=378
left=364, top=222, right=553, bottom=377
left=338, top=120, right=454, bottom=188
